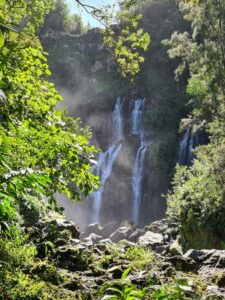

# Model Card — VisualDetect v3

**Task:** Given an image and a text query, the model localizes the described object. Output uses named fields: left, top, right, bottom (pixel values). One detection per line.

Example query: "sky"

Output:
left=66, top=0, right=116, bottom=28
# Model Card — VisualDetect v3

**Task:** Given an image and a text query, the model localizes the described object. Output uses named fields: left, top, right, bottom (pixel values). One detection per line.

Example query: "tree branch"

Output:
left=74, top=0, right=108, bottom=28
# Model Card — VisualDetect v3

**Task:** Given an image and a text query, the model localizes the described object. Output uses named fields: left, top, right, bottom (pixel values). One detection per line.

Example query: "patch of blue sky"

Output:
left=66, top=0, right=116, bottom=28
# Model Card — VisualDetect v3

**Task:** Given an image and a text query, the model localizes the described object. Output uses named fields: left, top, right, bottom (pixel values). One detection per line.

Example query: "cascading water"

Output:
left=178, top=127, right=208, bottom=165
left=132, top=98, right=145, bottom=135
left=91, top=143, right=122, bottom=223
left=131, top=99, right=149, bottom=225
left=113, top=96, right=123, bottom=141
left=131, top=135, right=148, bottom=225
left=91, top=97, right=149, bottom=225
left=57, top=96, right=159, bottom=228
left=91, top=97, right=124, bottom=223
left=178, top=127, right=192, bottom=165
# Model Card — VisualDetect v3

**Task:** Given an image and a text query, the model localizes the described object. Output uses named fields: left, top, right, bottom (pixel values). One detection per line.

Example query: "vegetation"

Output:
left=0, top=0, right=100, bottom=229
left=0, top=0, right=225, bottom=298
left=40, top=0, right=89, bottom=35
left=99, top=267, right=147, bottom=300
left=166, top=0, right=225, bottom=249
left=103, top=0, right=150, bottom=78
left=100, top=268, right=199, bottom=300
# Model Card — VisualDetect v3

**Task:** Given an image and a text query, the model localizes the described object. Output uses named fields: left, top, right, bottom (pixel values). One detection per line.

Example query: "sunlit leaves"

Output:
left=104, top=6, right=150, bottom=77
left=0, top=31, right=4, bottom=47
left=0, top=0, right=100, bottom=228
left=74, top=0, right=150, bottom=78
left=102, top=2, right=150, bottom=78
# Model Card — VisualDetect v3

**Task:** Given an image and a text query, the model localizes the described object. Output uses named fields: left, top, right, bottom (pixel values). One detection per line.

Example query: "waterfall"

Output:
left=91, top=98, right=124, bottom=223
left=130, top=98, right=148, bottom=225
left=131, top=98, right=145, bottom=135
left=113, top=96, right=123, bottom=141
left=91, top=97, right=149, bottom=225
left=178, top=127, right=208, bottom=165
left=178, top=128, right=192, bottom=165
left=92, top=143, right=122, bottom=223
left=131, top=135, right=148, bottom=225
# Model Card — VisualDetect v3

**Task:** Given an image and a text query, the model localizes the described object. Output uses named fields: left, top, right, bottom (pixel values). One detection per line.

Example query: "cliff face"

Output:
left=40, top=0, right=190, bottom=229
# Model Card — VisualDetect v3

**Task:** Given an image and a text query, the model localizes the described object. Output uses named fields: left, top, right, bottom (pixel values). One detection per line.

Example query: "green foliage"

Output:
left=125, top=246, right=155, bottom=270
left=45, top=223, right=72, bottom=242
left=152, top=279, right=194, bottom=300
left=99, top=267, right=146, bottom=300
left=0, top=0, right=99, bottom=231
left=103, top=1, right=150, bottom=78
left=166, top=0, right=225, bottom=248
left=40, top=0, right=88, bottom=35
left=0, top=234, right=76, bottom=299
left=167, top=137, right=225, bottom=249
left=99, top=268, right=198, bottom=300
left=97, top=244, right=155, bottom=272
left=0, top=234, right=42, bottom=299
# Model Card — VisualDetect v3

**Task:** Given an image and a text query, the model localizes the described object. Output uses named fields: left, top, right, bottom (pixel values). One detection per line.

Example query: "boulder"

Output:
left=138, top=231, right=164, bottom=249
left=207, top=251, right=225, bottom=268
left=109, top=226, right=134, bottom=243
left=56, top=246, right=88, bottom=271
left=168, top=255, right=197, bottom=272
left=108, top=266, right=123, bottom=279
left=50, top=219, right=80, bottom=239
left=169, top=238, right=183, bottom=256
left=101, top=222, right=120, bottom=238
left=204, top=285, right=225, bottom=299
left=81, top=223, right=103, bottom=239
left=184, top=249, right=225, bottom=268
left=144, top=219, right=167, bottom=234
left=129, top=229, right=145, bottom=243
left=98, top=238, right=113, bottom=244
left=82, top=233, right=103, bottom=245
left=184, top=249, right=216, bottom=264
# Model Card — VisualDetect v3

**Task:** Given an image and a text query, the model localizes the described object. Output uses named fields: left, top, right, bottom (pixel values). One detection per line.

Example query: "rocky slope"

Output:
left=27, top=213, right=225, bottom=299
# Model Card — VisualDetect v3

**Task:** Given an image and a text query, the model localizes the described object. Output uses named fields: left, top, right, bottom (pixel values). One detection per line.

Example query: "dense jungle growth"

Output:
left=0, top=0, right=225, bottom=299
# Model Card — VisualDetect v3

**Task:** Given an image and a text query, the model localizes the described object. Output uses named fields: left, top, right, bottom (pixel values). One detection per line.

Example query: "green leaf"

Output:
left=0, top=31, right=4, bottom=48
left=121, top=267, right=131, bottom=281
left=101, top=296, right=118, bottom=300
left=45, top=69, right=51, bottom=76
left=0, top=0, right=5, bottom=7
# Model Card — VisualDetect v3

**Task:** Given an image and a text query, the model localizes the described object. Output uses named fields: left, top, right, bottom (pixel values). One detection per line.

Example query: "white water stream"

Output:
left=92, top=143, right=122, bottom=223
left=91, top=97, right=124, bottom=223
left=131, top=135, right=147, bottom=225
left=92, top=97, right=148, bottom=225
left=131, top=99, right=148, bottom=225
left=113, top=96, right=124, bottom=141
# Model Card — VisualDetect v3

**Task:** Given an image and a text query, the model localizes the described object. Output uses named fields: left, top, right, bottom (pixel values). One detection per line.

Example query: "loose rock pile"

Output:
left=28, top=214, right=225, bottom=299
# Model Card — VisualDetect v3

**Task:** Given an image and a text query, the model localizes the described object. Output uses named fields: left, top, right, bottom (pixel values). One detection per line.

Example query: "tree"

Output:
left=0, top=0, right=99, bottom=228
left=166, top=0, right=225, bottom=249
left=73, top=0, right=150, bottom=77
left=40, top=0, right=88, bottom=35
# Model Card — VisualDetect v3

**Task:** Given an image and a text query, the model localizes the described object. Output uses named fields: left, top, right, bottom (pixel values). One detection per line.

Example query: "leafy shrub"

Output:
left=99, top=268, right=146, bottom=300
left=151, top=279, right=195, bottom=300
left=126, top=246, right=155, bottom=270
left=167, top=139, right=225, bottom=249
